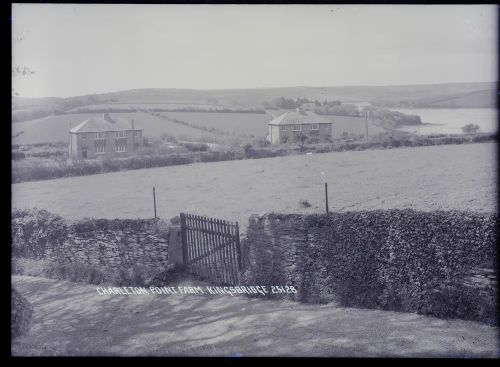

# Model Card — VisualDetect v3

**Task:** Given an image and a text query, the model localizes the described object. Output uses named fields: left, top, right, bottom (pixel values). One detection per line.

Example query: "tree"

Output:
left=294, top=133, right=308, bottom=145
left=12, top=36, right=35, bottom=97
left=243, top=143, right=255, bottom=158
left=461, top=123, right=480, bottom=134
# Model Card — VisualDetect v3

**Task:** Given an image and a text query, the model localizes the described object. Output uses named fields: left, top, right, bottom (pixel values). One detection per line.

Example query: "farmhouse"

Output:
left=266, top=109, right=333, bottom=144
left=69, top=113, right=143, bottom=159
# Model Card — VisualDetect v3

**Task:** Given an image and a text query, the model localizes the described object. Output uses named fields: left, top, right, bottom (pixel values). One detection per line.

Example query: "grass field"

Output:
left=11, top=112, right=224, bottom=145
left=12, top=109, right=386, bottom=145
left=69, top=102, right=235, bottom=111
left=11, top=143, right=496, bottom=232
left=160, top=111, right=272, bottom=136
left=160, top=112, right=386, bottom=138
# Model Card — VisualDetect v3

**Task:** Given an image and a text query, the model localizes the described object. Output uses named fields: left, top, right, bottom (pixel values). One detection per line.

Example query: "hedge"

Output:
left=11, top=208, right=169, bottom=258
left=242, top=210, right=497, bottom=325
left=12, top=208, right=68, bottom=259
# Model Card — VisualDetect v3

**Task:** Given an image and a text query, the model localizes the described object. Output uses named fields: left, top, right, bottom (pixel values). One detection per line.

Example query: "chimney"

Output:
left=103, top=113, right=113, bottom=123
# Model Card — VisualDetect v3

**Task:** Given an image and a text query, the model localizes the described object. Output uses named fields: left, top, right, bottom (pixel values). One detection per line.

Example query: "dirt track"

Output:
left=12, top=276, right=499, bottom=357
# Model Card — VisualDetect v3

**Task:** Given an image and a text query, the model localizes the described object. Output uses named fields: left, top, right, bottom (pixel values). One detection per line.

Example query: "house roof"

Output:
left=267, top=110, right=333, bottom=126
left=70, top=114, right=143, bottom=133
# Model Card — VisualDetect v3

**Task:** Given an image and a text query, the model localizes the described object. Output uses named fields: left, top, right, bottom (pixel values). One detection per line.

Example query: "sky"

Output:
left=11, top=4, right=498, bottom=98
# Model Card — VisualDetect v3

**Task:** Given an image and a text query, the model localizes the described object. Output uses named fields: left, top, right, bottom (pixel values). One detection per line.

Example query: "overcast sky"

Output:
left=12, top=4, right=498, bottom=98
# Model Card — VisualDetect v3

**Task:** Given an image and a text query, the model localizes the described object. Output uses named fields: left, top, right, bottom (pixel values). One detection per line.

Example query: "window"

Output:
left=95, top=145, right=105, bottom=154
left=95, top=132, right=104, bottom=139
left=81, top=133, right=87, bottom=140
left=133, top=131, right=139, bottom=137
left=116, top=144, right=127, bottom=153
left=280, top=125, right=287, bottom=131
left=116, top=131, right=126, bottom=138
left=292, top=124, right=302, bottom=131
left=310, top=124, right=319, bottom=130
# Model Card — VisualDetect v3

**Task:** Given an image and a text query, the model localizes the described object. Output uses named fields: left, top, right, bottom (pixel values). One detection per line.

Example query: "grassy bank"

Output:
left=12, top=132, right=497, bottom=184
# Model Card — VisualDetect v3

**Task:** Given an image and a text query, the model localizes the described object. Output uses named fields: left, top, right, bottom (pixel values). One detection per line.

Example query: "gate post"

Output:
left=235, top=221, right=242, bottom=271
left=179, top=213, right=188, bottom=265
left=167, top=227, right=183, bottom=268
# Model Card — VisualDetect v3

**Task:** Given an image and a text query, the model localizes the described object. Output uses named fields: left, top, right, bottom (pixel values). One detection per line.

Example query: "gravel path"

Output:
left=12, top=276, right=499, bottom=357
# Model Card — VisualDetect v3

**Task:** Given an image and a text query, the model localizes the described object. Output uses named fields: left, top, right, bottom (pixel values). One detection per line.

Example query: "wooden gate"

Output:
left=179, top=213, right=241, bottom=285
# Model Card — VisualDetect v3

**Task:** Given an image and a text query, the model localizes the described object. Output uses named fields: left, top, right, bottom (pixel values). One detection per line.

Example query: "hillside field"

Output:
left=12, top=110, right=385, bottom=145
left=160, top=111, right=271, bottom=136
left=12, top=112, right=225, bottom=145
left=12, top=142, right=496, bottom=232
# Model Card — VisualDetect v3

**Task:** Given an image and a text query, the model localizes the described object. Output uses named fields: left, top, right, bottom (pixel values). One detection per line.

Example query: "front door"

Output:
left=82, top=147, right=87, bottom=159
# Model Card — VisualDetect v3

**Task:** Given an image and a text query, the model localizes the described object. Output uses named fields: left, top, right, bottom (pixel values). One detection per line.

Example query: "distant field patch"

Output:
left=69, top=102, right=228, bottom=111
left=329, top=115, right=386, bottom=138
left=160, top=112, right=272, bottom=137
left=12, top=113, right=104, bottom=145
left=11, top=112, right=223, bottom=145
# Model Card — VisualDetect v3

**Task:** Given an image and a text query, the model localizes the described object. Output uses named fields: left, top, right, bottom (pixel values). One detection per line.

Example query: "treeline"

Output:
left=147, top=111, right=236, bottom=137
left=265, top=97, right=341, bottom=109
left=313, top=104, right=361, bottom=117
left=363, top=106, right=422, bottom=127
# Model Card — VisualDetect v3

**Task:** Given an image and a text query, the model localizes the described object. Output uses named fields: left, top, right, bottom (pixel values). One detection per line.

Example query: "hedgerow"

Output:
left=11, top=208, right=169, bottom=255
left=242, top=210, right=497, bottom=325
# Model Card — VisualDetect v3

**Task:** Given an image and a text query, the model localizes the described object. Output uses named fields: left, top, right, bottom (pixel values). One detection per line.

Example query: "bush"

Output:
left=12, top=257, right=164, bottom=287
left=11, top=287, right=33, bottom=339
left=12, top=208, right=68, bottom=259
left=182, top=142, right=209, bottom=152
left=462, top=123, right=481, bottom=134
left=12, top=151, right=26, bottom=160
left=299, top=199, right=312, bottom=208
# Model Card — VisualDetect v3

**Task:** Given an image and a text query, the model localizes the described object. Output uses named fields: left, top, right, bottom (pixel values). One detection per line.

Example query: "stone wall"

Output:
left=241, top=210, right=497, bottom=325
left=12, top=208, right=184, bottom=273
left=44, top=228, right=170, bottom=272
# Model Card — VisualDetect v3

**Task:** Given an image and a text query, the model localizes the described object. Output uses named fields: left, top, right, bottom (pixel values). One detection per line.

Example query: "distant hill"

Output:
left=12, top=82, right=496, bottom=123
left=371, top=87, right=497, bottom=109
left=96, top=82, right=496, bottom=107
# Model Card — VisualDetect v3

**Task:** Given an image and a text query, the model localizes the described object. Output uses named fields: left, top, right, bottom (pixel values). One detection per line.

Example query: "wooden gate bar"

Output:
left=180, top=212, right=241, bottom=285
left=228, top=221, right=236, bottom=284
left=235, top=221, right=241, bottom=271
left=213, top=218, right=227, bottom=283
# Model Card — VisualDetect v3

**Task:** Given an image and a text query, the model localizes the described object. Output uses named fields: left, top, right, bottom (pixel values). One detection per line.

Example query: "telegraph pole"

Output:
left=365, top=110, right=369, bottom=141
left=153, top=187, right=157, bottom=218
left=132, top=119, right=135, bottom=156
left=325, top=182, right=329, bottom=213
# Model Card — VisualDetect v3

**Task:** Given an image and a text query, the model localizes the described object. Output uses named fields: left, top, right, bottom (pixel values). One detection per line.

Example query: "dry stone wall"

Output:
left=241, top=210, right=497, bottom=325
left=44, top=229, right=170, bottom=272
left=12, top=208, right=179, bottom=273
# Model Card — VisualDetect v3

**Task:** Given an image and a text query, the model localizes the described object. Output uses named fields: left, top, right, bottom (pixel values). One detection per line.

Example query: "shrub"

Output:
left=462, top=123, right=481, bottom=134
left=299, top=199, right=312, bottom=208
left=12, top=151, right=26, bottom=160
left=182, top=142, right=209, bottom=152
left=12, top=257, right=165, bottom=287
left=12, top=257, right=54, bottom=277
left=12, top=208, right=68, bottom=259
left=11, top=287, right=33, bottom=339
left=242, top=143, right=254, bottom=158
